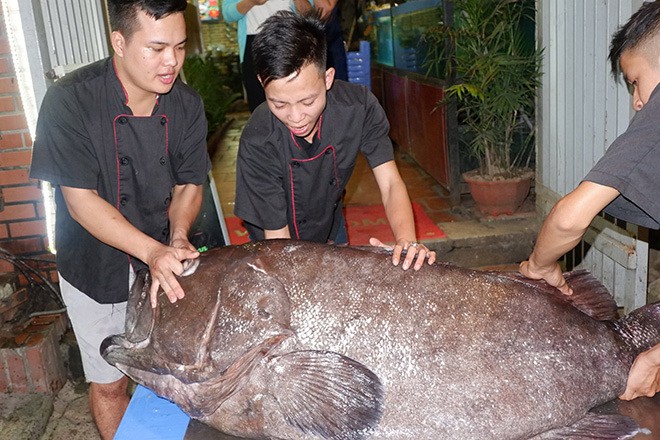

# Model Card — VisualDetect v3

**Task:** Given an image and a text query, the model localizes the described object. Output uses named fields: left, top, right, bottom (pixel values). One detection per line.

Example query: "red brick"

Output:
left=9, top=219, right=46, bottom=237
left=0, top=114, right=28, bottom=131
left=0, top=77, right=18, bottom=93
left=23, top=132, right=32, bottom=147
left=36, top=201, right=45, bottom=218
left=0, top=168, right=29, bottom=185
left=0, top=37, right=9, bottom=55
left=48, top=271, right=58, bottom=284
left=0, top=58, right=11, bottom=74
left=0, top=288, right=27, bottom=315
left=0, top=149, right=30, bottom=167
left=0, top=259, right=13, bottom=273
left=24, top=343, right=45, bottom=391
left=1, top=237, right=45, bottom=254
left=0, top=355, right=9, bottom=393
left=0, top=224, right=7, bottom=238
left=0, top=95, right=14, bottom=111
left=2, top=185, right=41, bottom=203
left=0, top=203, right=35, bottom=221
left=0, top=132, right=24, bottom=149
left=5, top=349, right=27, bottom=393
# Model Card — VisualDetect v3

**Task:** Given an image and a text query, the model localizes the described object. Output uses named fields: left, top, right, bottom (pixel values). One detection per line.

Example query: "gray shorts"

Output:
left=59, top=273, right=131, bottom=384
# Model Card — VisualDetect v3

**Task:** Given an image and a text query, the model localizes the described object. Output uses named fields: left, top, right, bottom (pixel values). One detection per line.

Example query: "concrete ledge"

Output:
left=429, top=217, right=539, bottom=268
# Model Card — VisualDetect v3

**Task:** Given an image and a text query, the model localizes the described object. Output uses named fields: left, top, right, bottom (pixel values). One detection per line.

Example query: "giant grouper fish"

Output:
left=101, top=240, right=660, bottom=439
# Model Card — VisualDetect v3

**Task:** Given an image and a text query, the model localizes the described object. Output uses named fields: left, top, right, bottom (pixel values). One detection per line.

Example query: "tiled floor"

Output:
left=210, top=111, right=462, bottom=231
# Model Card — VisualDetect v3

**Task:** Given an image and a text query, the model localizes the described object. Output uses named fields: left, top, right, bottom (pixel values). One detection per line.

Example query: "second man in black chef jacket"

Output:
left=234, top=11, right=435, bottom=271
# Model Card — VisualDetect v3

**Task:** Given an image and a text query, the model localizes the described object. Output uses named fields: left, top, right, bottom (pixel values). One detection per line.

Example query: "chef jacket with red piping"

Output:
left=30, top=57, right=211, bottom=304
left=234, top=80, right=394, bottom=242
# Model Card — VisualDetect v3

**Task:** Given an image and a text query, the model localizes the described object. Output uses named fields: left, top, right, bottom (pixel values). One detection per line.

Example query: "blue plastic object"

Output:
left=347, top=41, right=371, bottom=90
left=114, top=385, right=190, bottom=440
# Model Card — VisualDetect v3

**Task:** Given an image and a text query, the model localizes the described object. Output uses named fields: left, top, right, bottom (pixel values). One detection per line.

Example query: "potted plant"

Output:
left=424, top=0, right=543, bottom=215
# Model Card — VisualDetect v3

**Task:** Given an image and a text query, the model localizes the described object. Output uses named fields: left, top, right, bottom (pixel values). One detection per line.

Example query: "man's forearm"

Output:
left=528, top=182, right=620, bottom=271
left=382, top=184, right=416, bottom=242
left=169, top=183, right=204, bottom=244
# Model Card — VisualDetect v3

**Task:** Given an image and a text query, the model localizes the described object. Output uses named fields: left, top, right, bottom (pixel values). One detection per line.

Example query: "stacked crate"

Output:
left=347, top=41, right=371, bottom=90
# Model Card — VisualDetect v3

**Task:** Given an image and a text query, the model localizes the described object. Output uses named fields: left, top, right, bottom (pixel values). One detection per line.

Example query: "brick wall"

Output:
left=0, top=8, right=54, bottom=284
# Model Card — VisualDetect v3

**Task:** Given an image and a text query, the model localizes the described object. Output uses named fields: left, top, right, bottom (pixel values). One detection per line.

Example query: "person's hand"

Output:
left=519, top=259, right=572, bottom=295
left=313, top=0, right=334, bottom=20
left=146, top=243, right=200, bottom=308
left=619, top=346, right=660, bottom=400
left=369, top=237, right=436, bottom=271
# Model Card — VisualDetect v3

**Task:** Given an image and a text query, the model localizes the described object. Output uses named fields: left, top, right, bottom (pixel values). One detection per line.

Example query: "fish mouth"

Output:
left=100, top=334, right=126, bottom=364
left=100, top=333, right=152, bottom=365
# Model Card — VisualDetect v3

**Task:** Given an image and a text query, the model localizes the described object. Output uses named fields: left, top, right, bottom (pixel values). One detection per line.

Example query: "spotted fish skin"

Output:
left=102, top=240, right=660, bottom=439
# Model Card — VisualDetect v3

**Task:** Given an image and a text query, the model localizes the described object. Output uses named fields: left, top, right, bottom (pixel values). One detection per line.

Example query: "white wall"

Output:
left=536, top=0, right=642, bottom=206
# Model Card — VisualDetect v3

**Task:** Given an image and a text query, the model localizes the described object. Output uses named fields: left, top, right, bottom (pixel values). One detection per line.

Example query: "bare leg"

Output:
left=89, top=376, right=130, bottom=440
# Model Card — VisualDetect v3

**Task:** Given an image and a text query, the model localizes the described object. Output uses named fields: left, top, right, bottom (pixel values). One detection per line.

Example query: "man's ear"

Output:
left=111, top=31, right=126, bottom=57
left=325, top=67, right=336, bottom=90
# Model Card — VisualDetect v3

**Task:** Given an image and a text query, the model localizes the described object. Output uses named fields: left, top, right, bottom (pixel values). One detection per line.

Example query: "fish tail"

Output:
left=613, top=301, right=660, bottom=357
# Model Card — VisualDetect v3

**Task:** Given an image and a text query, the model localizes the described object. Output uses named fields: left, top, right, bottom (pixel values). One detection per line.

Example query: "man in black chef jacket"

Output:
left=28, top=1, right=210, bottom=438
left=235, top=11, right=435, bottom=271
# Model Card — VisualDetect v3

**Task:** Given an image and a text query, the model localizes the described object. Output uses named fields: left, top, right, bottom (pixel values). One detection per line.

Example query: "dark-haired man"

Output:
left=235, top=11, right=435, bottom=270
left=29, top=0, right=210, bottom=437
left=519, top=1, right=660, bottom=401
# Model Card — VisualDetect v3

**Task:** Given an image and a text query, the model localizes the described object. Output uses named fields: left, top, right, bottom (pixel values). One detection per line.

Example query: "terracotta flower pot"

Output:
left=463, top=170, right=533, bottom=216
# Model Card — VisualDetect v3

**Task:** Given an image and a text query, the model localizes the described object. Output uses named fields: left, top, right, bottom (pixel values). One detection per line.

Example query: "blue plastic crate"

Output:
left=347, top=41, right=371, bottom=90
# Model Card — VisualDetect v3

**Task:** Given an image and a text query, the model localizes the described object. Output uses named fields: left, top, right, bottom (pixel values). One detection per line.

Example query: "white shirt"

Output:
left=246, top=0, right=292, bottom=34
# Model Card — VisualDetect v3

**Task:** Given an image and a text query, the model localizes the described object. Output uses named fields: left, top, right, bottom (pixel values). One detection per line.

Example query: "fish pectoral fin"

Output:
left=532, top=413, right=648, bottom=439
left=265, top=350, right=383, bottom=439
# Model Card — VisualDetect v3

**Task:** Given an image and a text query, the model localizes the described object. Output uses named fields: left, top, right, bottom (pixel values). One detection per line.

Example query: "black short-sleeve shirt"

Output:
left=234, top=80, right=394, bottom=242
left=30, top=58, right=211, bottom=303
left=583, top=84, right=660, bottom=229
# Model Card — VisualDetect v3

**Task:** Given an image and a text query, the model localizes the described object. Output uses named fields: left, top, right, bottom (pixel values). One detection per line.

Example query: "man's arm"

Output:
left=222, top=0, right=268, bottom=21
left=620, top=343, right=660, bottom=400
left=371, top=161, right=436, bottom=270
left=149, top=183, right=205, bottom=306
left=519, top=181, right=619, bottom=294
left=60, top=186, right=200, bottom=307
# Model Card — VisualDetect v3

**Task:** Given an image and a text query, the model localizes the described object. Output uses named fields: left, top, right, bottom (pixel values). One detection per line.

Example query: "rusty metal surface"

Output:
left=184, top=394, right=660, bottom=439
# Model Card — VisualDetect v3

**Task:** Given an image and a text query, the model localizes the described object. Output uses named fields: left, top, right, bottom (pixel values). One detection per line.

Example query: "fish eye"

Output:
left=257, top=308, right=271, bottom=320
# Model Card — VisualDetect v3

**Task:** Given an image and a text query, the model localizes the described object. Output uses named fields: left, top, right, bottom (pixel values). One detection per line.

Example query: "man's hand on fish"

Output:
left=146, top=241, right=200, bottom=308
left=369, top=237, right=436, bottom=270
left=519, top=259, right=573, bottom=295
left=620, top=344, right=660, bottom=400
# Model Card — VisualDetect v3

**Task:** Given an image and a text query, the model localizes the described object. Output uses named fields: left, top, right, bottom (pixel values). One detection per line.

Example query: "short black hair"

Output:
left=609, top=1, right=660, bottom=78
left=107, top=0, right=188, bottom=40
left=251, top=11, right=327, bottom=87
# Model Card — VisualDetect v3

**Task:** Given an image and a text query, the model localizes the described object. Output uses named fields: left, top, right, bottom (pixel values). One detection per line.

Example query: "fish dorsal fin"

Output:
left=532, top=413, right=646, bottom=439
left=497, top=269, right=619, bottom=321
left=265, top=350, right=383, bottom=439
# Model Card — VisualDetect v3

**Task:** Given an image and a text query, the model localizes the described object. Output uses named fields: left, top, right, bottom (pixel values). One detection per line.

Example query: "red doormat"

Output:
left=224, top=202, right=445, bottom=246
left=344, top=202, right=446, bottom=245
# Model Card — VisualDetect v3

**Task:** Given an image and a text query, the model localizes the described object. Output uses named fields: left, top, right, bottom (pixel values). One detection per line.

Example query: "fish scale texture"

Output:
left=103, top=240, right=645, bottom=440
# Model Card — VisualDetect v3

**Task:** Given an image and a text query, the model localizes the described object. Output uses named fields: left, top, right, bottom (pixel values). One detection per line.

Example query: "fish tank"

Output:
left=371, top=8, right=394, bottom=67
left=370, top=0, right=444, bottom=76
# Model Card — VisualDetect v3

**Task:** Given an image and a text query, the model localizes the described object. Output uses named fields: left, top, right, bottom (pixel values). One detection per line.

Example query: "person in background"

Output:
left=222, top=0, right=314, bottom=112
left=296, top=0, right=349, bottom=81
left=29, top=0, right=211, bottom=437
left=234, top=11, right=435, bottom=271
left=519, top=1, right=660, bottom=401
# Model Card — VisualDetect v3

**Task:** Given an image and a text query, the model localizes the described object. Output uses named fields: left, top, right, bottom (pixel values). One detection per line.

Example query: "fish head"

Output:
left=100, top=248, right=295, bottom=412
